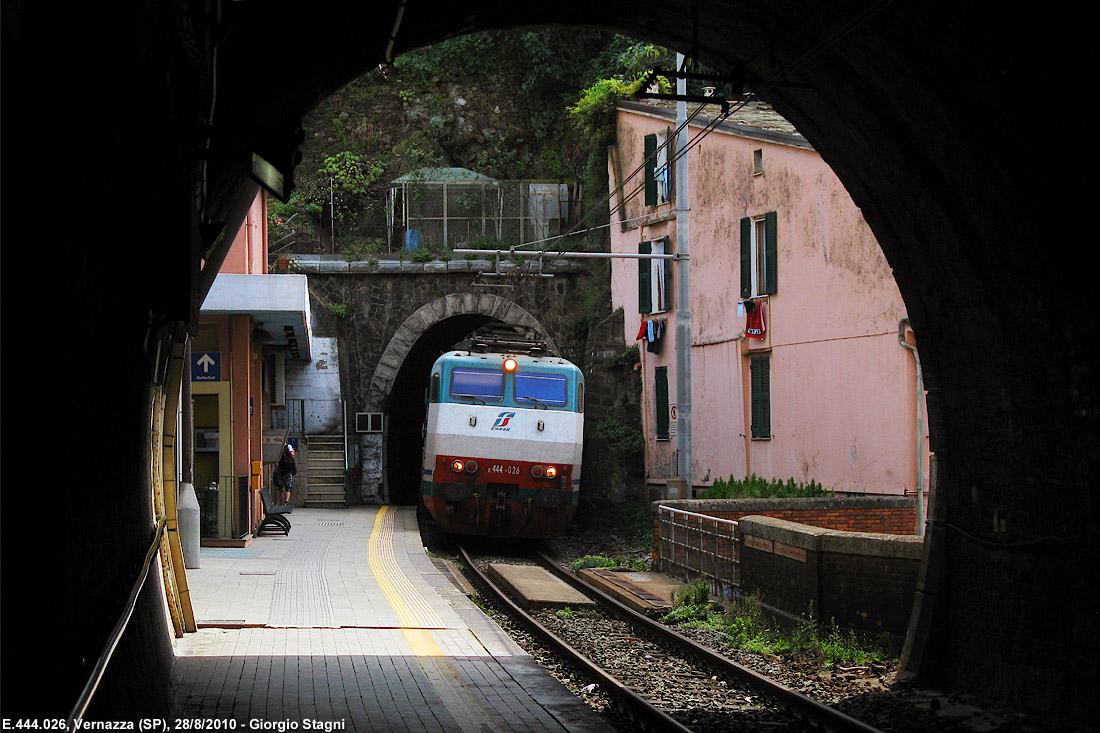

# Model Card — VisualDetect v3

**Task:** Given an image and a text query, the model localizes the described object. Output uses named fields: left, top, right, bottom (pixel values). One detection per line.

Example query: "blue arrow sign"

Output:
left=192, top=351, right=222, bottom=382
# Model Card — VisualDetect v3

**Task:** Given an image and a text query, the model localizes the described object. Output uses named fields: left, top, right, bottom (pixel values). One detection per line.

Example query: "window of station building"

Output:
left=450, top=368, right=504, bottom=401
left=753, top=148, right=764, bottom=175
left=750, top=355, right=771, bottom=439
left=740, top=211, right=778, bottom=297
left=515, top=372, right=568, bottom=408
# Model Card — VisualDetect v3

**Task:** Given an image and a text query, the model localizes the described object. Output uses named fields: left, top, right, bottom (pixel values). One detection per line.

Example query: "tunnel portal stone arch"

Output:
left=368, top=292, right=555, bottom=399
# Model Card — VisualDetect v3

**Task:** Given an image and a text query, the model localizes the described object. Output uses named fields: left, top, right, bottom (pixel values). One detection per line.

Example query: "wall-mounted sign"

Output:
left=192, top=351, right=222, bottom=382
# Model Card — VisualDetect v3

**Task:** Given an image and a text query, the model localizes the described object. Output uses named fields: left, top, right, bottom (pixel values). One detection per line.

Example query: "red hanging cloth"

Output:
left=745, top=300, right=766, bottom=339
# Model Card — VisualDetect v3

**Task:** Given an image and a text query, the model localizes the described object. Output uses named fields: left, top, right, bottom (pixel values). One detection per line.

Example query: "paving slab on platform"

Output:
left=578, top=568, right=688, bottom=613
left=487, top=563, right=596, bottom=611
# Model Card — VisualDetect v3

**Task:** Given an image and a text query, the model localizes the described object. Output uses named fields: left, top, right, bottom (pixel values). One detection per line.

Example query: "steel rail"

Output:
left=68, top=515, right=169, bottom=727
left=457, top=545, right=693, bottom=733
left=535, top=551, right=884, bottom=733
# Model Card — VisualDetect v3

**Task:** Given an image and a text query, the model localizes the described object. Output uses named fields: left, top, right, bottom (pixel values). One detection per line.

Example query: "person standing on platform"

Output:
left=273, top=443, right=297, bottom=507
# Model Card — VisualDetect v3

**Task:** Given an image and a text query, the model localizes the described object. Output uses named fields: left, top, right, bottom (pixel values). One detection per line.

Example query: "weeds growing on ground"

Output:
left=570, top=554, right=648, bottom=572
left=659, top=580, right=897, bottom=668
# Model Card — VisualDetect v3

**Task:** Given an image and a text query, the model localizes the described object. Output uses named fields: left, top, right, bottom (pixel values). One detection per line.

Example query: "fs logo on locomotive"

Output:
left=491, top=412, right=516, bottom=430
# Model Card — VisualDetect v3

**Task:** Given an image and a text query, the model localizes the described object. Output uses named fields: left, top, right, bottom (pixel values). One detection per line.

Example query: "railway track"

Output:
left=458, top=545, right=884, bottom=733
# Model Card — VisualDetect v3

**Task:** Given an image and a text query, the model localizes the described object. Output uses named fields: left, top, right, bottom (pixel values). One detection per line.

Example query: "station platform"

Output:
left=171, top=505, right=608, bottom=732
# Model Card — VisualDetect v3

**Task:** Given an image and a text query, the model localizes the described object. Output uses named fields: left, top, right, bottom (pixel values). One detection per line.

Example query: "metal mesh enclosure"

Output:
left=389, top=170, right=570, bottom=251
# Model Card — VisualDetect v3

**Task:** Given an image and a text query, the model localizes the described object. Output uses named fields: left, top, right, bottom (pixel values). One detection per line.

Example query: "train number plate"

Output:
left=486, top=463, right=521, bottom=476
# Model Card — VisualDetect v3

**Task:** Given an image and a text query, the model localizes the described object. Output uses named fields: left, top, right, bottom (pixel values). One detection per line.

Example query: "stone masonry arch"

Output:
left=368, top=292, right=556, bottom=399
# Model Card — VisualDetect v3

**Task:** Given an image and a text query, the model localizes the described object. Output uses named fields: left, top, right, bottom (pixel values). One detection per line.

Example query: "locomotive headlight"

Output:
left=503, top=357, right=518, bottom=372
left=544, top=465, right=559, bottom=479
left=451, top=459, right=465, bottom=472
left=465, top=460, right=478, bottom=473
left=530, top=465, right=545, bottom=478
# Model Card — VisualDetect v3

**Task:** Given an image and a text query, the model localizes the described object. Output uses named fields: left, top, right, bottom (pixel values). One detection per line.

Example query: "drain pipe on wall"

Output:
left=898, top=318, right=925, bottom=536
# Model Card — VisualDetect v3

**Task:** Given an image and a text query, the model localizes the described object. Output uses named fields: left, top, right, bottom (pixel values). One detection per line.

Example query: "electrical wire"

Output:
left=493, top=0, right=902, bottom=275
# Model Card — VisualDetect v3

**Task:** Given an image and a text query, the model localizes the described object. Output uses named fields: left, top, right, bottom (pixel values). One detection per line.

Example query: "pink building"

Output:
left=609, top=100, right=929, bottom=515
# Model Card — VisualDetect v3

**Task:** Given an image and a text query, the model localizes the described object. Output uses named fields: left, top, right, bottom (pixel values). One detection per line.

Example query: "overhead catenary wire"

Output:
left=494, top=100, right=731, bottom=274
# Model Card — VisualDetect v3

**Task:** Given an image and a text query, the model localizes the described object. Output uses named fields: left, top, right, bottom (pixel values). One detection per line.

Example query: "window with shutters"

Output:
left=655, top=366, right=670, bottom=441
left=750, top=355, right=771, bottom=439
left=740, top=211, right=778, bottom=297
left=644, top=131, right=672, bottom=206
left=638, top=237, right=670, bottom=314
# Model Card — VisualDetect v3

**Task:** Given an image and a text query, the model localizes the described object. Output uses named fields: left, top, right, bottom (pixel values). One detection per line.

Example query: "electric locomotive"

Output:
left=421, top=325, right=584, bottom=539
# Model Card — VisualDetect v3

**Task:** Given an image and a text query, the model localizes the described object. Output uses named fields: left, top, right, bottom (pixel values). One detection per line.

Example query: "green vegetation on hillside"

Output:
left=272, top=30, right=677, bottom=259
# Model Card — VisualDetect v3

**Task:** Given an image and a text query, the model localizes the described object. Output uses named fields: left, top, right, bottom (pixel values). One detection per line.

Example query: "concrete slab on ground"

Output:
left=578, top=568, right=688, bottom=614
left=487, top=563, right=595, bottom=611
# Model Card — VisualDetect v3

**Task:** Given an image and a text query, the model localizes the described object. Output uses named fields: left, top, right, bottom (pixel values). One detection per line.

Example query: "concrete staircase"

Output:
left=305, top=434, right=346, bottom=508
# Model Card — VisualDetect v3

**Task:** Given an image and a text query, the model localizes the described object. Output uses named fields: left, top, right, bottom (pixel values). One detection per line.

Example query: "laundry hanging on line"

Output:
left=636, top=318, right=666, bottom=353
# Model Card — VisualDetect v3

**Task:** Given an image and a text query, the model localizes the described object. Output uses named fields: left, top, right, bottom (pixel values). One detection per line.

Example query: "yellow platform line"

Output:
left=368, top=506, right=445, bottom=655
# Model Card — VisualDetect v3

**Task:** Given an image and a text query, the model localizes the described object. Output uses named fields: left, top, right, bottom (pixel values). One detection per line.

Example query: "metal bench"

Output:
left=258, top=487, right=292, bottom=536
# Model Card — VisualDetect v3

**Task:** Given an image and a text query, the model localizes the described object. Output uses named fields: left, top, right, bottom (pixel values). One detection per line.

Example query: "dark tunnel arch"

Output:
left=2, top=0, right=1095, bottom=724
left=384, top=313, right=494, bottom=506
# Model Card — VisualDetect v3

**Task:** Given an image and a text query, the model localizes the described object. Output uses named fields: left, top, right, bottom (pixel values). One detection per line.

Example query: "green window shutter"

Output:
left=638, top=241, right=652, bottom=313
left=740, top=217, right=752, bottom=298
left=764, top=211, right=778, bottom=294
left=750, top=356, right=771, bottom=439
left=644, top=134, right=658, bottom=206
left=655, top=366, right=670, bottom=440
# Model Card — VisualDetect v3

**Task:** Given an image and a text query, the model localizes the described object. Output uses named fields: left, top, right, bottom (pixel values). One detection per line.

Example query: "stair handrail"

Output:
left=342, top=399, right=348, bottom=474
left=68, top=515, right=168, bottom=727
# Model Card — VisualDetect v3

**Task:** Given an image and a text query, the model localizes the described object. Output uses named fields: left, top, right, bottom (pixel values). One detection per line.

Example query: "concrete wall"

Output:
left=286, top=336, right=343, bottom=434
left=738, top=515, right=923, bottom=638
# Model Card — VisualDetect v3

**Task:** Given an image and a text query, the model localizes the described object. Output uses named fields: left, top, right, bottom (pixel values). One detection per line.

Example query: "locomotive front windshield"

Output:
left=441, top=361, right=580, bottom=411
left=515, top=373, right=567, bottom=407
left=450, top=368, right=505, bottom=401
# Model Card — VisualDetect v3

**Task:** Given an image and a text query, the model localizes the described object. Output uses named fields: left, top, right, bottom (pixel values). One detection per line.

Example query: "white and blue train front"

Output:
left=421, top=348, right=584, bottom=538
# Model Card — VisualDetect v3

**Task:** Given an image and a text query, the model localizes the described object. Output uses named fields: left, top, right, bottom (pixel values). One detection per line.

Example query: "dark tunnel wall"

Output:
left=2, top=0, right=1096, bottom=723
